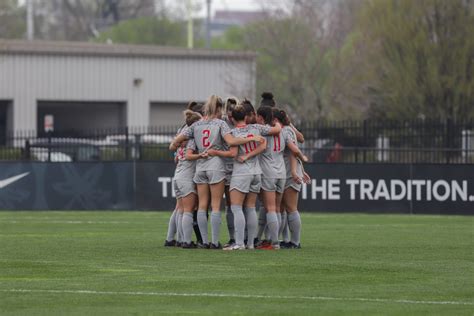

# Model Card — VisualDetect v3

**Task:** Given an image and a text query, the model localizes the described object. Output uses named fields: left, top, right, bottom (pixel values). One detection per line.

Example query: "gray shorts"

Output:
left=261, top=177, right=286, bottom=193
left=284, top=177, right=302, bottom=192
left=230, top=174, right=261, bottom=193
left=173, top=180, right=196, bottom=198
left=224, top=163, right=233, bottom=186
left=193, top=170, right=226, bottom=185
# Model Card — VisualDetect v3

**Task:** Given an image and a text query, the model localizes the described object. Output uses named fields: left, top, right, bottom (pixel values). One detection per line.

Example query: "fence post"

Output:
left=125, top=127, right=130, bottom=160
left=363, top=120, right=368, bottom=163
left=446, top=118, right=452, bottom=164
left=24, top=139, right=31, bottom=160
left=47, top=131, right=52, bottom=162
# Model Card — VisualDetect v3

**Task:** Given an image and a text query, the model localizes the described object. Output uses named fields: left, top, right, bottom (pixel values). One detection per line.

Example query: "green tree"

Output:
left=345, top=0, right=474, bottom=120
left=0, top=0, right=25, bottom=39
left=95, top=17, right=186, bottom=46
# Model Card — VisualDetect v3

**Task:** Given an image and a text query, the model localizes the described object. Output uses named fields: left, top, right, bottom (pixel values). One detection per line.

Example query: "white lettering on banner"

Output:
left=346, top=179, right=359, bottom=200
left=391, top=180, right=406, bottom=200
left=412, top=180, right=425, bottom=201
left=374, top=180, right=390, bottom=200
left=157, top=177, right=171, bottom=197
left=156, top=173, right=471, bottom=203
left=312, top=180, right=327, bottom=200
left=432, top=180, right=450, bottom=201
left=158, top=177, right=176, bottom=198
left=452, top=181, right=468, bottom=201
left=360, top=180, right=374, bottom=200
left=426, top=180, right=432, bottom=201
left=328, top=179, right=340, bottom=200
left=307, top=178, right=473, bottom=203
left=301, top=183, right=308, bottom=200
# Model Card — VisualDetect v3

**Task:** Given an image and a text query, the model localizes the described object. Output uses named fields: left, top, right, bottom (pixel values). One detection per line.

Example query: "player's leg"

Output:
left=225, top=188, right=246, bottom=250
left=209, top=173, right=226, bottom=249
left=164, top=201, right=178, bottom=246
left=196, top=183, right=210, bottom=246
left=175, top=198, right=184, bottom=246
left=275, top=190, right=283, bottom=242
left=244, top=191, right=259, bottom=249
left=224, top=185, right=235, bottom=247
left=284, top=187, right=302, bottom=248
left=259, top=189, right=279, bottom=249
left=256, top=194, right=267, bottom=242
left=181, top=185, right=198, bottom=249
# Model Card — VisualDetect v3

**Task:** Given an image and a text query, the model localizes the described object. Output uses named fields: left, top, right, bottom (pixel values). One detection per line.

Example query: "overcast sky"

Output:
left=19, top=0, right=272, bottom=18
left=166, top=0, right=276, bottom=18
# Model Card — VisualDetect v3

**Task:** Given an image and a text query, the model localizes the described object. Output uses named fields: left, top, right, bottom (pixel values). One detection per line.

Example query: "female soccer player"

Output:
left=164, top=102, right=203, bottom=247
left=223, top=97, right=238, bottom=247
left=170, top=95, right=262, bottom=249
left=274, top=109, right=310, bottom=248
left=172, top=110, right=207, bottom=249
left=256, top=106, right=307, bottom=249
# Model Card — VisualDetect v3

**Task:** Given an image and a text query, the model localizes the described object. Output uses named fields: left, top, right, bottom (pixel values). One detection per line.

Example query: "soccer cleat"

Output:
left=164, top=240, right=176, bottom=247
left=197, top=242, right=210, bottom=249
left=223, top=239, right=236, bottom=248
left=176, top=241, right=183, bottom=247
left=210, top=242, right=222, bottom=250
left=280, top=241, right=291, bottom=249
left=181, top=242, right=197, bottom=249
left=255, top=240, right=271, bottom=248
left=223, top=244, right=245, bottom=251
left=256, top=242, right=280, bottom=250
left=287, top=242, right=301, bottom=249
left=256, top=243, right=274, bottom=250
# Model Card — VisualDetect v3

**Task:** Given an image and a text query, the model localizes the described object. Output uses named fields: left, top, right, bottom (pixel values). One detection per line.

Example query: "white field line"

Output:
left=0, top=258, right=157, bottom=269
left=0, top=220, right=131, bottom=224
left=1, top=289, right=472, bottom=306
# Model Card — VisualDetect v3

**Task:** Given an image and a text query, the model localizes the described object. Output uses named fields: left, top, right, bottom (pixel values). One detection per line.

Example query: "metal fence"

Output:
left=1, top=119, right=473, bottom=164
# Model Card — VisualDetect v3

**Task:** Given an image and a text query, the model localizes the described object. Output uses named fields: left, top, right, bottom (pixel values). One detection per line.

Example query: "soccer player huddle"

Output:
left=165, top=92, right=310, bottom=250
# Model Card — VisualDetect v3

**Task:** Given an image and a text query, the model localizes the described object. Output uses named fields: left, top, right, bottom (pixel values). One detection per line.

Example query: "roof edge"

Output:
left=0, top=39, right=256, bottom=60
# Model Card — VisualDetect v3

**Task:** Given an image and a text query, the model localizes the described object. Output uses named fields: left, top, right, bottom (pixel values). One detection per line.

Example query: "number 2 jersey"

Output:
left=181, top=118, right=231, bottom=172
left=230, top=124, right=271, bottom=176
left=260, top=125, right=294, bottom=179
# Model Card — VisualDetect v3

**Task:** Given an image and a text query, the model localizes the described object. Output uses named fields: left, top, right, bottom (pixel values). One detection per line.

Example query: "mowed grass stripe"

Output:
left=0, top=211, right=472, bottom=315
left=2, top=288, right=473, bottom=306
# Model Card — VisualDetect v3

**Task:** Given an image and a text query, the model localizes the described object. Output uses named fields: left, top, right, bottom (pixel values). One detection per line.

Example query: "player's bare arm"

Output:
left=223, top=133, right=264, bottom=146
left=287, top=141, right=308, bottom=162
left=237, top=138, right=267, bottom=163
left=207, top=146, right=237, bottom=158
left=290, top=123, right=304, bottom=143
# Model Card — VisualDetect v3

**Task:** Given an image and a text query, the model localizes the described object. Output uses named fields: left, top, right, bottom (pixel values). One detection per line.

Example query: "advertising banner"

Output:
left=0, top=162, right=134, bottom=210
left=0, top=162, right=472, bottom=214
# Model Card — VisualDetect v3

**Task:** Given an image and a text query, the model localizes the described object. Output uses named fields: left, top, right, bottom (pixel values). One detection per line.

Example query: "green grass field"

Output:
left=0, top=211, right=472, bottom=315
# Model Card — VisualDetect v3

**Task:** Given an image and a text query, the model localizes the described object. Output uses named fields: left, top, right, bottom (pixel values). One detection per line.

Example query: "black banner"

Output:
left=0, top=162, right=473, bottom=214
left=0, top=162, right=134, bottom=210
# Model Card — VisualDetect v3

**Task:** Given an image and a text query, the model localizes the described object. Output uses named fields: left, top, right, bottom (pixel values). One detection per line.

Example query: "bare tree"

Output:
left=33, top=0, right=158, bottom=41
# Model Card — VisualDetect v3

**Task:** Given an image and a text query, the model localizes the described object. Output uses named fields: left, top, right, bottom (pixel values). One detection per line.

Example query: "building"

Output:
left=0, top=40, right=256, bottom=137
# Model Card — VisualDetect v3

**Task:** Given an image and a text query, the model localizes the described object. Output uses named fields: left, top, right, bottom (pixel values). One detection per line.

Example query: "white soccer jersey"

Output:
left=181, top=118, right=231, bottom=172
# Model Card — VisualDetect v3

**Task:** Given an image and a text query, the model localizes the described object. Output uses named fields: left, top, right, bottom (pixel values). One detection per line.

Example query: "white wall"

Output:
left=0, top=53, right=255, bottom=133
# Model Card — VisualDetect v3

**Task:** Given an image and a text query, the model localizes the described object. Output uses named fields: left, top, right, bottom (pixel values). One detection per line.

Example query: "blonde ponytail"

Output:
left=204, top=94, right=224, bottom=118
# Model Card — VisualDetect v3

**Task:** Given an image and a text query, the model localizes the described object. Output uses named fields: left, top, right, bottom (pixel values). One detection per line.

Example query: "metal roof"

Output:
left=0, top=39, right=256, bottom=60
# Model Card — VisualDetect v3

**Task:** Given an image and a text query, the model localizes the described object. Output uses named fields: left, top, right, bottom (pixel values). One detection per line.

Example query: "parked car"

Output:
left=27, top=138, right=115, bottom=161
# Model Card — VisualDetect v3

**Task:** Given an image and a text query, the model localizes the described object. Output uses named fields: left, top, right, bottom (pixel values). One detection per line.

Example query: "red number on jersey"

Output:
left=243, top=134, right=258, bottom=154
left=202, top=129, right=211, bottom=148
left=273, top=135, right=281, bottom=151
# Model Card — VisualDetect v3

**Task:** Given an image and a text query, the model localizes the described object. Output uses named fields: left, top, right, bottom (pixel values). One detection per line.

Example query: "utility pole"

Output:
left=187, top=0, right=194, bottom=49
left=206, top=0, right=211, bottom=48
left=26, top=0, right=34, bottom=40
